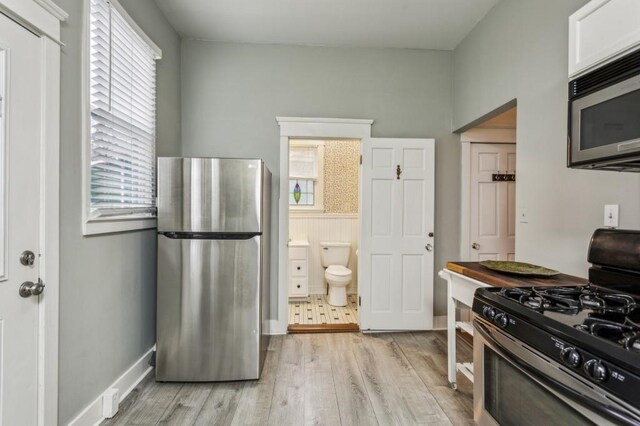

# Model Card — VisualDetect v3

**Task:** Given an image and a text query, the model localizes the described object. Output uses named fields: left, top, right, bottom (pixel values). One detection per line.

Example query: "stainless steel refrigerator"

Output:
left=155, top=157, right=271, bottom=382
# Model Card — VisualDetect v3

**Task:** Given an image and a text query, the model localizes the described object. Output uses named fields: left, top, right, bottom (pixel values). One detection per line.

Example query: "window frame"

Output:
left=82, top=0, right=162, bottom=235
left=289, top=140, right=325, bottom=213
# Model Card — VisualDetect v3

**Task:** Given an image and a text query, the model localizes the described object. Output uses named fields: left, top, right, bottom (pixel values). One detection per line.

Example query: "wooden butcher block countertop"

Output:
left=446, top=261, right=588, bottom=288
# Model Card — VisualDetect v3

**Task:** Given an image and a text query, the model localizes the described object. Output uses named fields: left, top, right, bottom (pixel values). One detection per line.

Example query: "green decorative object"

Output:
left=293, top=182, right=301, bottom=204
left=479, top=260, right=560, bottom=277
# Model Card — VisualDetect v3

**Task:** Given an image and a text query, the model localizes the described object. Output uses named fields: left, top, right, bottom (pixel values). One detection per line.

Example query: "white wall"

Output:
left=453, top=0, right=640, bottom=277
left=290, top=215, right=359, bottom=294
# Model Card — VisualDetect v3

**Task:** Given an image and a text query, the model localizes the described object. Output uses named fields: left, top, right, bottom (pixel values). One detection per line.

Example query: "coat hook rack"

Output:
left=492, top=172, right=516, bottom=182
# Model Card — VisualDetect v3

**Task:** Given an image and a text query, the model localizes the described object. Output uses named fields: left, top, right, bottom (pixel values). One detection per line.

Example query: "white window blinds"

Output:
left=289, top=148, right=318, bottom=179
left=89, top=0, right=159, bottom=217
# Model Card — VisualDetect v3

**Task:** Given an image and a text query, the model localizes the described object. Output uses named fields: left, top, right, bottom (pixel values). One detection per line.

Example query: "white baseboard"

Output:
left=265, top=319, right=287, bottom=335
left=67, top=347, right=155, bottom=426
left=433, top=315, right=447, bottom=330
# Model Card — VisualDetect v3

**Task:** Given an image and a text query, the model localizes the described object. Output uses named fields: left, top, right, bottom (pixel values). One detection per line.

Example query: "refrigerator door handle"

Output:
left=160, top=231, right=262, bottom=240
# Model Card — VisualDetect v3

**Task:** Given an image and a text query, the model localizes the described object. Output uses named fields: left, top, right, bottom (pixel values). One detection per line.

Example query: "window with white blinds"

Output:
left=288, top=143, right=325, bottom=211
left=89, top=0, right=160, bottom=219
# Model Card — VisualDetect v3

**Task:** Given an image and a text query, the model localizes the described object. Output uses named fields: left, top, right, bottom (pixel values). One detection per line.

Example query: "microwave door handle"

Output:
left=474, top=320, right=640, bottom=426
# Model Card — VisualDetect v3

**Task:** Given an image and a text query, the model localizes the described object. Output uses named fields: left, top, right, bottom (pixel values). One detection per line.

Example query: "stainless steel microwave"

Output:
left=569, top=50, right=640, bottom=171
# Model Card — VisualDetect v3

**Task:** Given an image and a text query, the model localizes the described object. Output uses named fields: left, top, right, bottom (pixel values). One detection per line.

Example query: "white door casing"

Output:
left=275, top=117, right=373, bottom=335
left=0, top=12, right=43, bottom=426
left=469, top=143, right=516, bottom=261
left=360, top=138, right=435, bottom=330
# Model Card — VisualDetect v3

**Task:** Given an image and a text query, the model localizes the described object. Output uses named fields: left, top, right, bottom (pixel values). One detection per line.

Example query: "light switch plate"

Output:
left=518, top=206, right=528, bottom=223
left=604, top=204, right=619, bottom=228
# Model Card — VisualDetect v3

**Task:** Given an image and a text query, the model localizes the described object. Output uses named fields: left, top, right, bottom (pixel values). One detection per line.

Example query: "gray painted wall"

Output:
left=55, top=0, right=181, bottom=423
left=181, top=40, right=460, bottom=318
left=453, top=0, right=640, bottom=276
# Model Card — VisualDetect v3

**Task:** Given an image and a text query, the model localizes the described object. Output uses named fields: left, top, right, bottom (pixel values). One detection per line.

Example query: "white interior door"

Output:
left=0, top=14, right=43, bottom=426
left=360, top=138, right=435, bottom=330
left=469, top=143, right=516, bottom=261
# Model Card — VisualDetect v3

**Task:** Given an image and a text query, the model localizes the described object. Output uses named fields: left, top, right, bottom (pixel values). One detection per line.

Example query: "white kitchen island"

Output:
left=439, top=266, right=489, bottom=389
left=439, top=261, right=587, bottom=390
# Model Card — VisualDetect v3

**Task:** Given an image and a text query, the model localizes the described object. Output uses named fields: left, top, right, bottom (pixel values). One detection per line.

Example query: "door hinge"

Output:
left=358, top=296, right=361, bottom=306
left=359, top=155, right=362, bottom=165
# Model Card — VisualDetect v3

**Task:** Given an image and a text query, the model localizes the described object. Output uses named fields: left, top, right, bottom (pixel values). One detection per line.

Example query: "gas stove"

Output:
left=498, top=284, right=640, bottom=352
left=472, top=229, right=640, bottom=425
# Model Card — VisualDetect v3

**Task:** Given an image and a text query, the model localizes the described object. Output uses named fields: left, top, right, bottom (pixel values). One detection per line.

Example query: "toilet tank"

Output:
left=320, top=242, right=351, bottom=267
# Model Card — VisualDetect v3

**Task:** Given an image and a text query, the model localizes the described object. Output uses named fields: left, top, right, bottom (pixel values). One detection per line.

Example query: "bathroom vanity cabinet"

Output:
left=288, top=240, right=309, bottom=297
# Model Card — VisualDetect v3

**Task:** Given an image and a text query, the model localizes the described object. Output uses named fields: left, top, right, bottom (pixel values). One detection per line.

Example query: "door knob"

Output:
left=19, top=279, right=45, bottom=298
left=471, top=242, right=480, bottom=250
left=425, top=244, right=433, bottom=252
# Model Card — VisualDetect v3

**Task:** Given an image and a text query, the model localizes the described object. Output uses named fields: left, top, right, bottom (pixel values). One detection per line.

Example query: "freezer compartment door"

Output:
left=156, top=234, right=262, bottom=381
left=157, top=157, right=263, bottom=233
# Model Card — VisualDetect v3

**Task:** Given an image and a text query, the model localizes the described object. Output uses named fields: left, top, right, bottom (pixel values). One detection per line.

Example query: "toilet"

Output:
left=320, top=242, right=352, bottom=306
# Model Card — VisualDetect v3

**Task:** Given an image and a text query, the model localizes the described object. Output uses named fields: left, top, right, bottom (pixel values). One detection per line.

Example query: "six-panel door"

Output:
left=0, top=13, right=43, bottom=425
left=360, top=138, right=435, bottom=330
left=470, top=143, right=516, bottom=261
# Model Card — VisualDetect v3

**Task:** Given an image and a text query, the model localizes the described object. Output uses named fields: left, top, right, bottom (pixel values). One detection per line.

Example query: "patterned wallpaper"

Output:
left=323, top=140, right=359, bottom=214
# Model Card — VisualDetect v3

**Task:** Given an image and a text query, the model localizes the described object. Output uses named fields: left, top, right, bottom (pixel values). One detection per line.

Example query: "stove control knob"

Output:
left=560, top=347, right=582, bottom=368
left=482, top=306, right=496, bottom=320
left=584, top=359, right=609, bottom=383
left=494, top=313, right=509, bottom=328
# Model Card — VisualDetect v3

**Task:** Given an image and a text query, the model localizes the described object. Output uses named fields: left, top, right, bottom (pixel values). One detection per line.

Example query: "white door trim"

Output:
left=0, top=1, right=65, bottom=425
left=0, top=0, right=64, bottom=44
left=274, top=117, right=373, bottom=335
left=39, top=36, right=61, bottom=426
left=459, top=129, right=516, bottom=260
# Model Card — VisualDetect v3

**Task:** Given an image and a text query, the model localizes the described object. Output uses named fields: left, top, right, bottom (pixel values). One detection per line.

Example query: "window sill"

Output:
left=289, top=207, right=325, bottom=214
left=290, top=212, right=357, bottom=219
left=83, top=216, right=157, bottom=236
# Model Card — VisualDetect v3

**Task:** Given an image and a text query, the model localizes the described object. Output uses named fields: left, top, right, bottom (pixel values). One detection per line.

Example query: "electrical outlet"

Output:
left=604, top=204, right=619, bottom=228
left=102, top=388, right=120, bottom=418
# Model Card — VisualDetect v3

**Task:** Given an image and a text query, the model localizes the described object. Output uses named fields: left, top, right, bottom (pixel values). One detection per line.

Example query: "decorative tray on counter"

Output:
left=479, top=260, right=560, bottom=277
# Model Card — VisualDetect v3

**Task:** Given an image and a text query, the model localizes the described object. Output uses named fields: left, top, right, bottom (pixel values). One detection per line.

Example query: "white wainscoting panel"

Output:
left=290, top=214, right=358, bottom=295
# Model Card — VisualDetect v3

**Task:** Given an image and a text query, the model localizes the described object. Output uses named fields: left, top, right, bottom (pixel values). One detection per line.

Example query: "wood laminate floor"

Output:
left=102, top=331, right=473, bottom=426
left=289, top=294, right=358, bottom=325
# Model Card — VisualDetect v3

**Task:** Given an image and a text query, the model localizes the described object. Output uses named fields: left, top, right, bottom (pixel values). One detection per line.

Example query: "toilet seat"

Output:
left=326, top=265, right=351, bottom=278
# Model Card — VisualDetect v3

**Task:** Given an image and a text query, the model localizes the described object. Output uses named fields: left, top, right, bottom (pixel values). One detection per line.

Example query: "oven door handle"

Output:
left=474, top=319, right=640, bottom=426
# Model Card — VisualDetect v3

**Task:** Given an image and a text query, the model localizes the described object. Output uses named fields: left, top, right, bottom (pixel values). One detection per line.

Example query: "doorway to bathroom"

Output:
left=287, top=138, right=361, bottom=333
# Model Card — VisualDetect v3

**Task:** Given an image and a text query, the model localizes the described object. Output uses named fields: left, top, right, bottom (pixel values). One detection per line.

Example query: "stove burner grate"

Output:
left=500, top=286, right=584, bottom=312
left=574, top=317, right=640, bottom=352
left=579, top=292, right=637, bottom=312
left=500, top=284, right=638, bottom=315
left=497, top=283, right=640, bottom=350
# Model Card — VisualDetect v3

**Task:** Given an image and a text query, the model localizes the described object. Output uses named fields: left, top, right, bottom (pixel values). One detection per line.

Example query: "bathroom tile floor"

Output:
left=103, top=331, right=473, bottom=425
left=288, top=294, right=358, bottom=325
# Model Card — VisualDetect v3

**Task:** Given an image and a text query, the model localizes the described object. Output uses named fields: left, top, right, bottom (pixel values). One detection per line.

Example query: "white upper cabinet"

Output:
left=569, top=0, right=640, bottom=78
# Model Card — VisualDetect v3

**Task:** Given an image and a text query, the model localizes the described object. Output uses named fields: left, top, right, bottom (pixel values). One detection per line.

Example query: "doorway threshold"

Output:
left=288, top=323, right=360, bottom=334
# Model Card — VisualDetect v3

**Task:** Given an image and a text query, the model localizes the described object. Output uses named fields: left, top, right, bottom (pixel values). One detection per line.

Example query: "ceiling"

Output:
left=154, top=0, right=499, bottom=50
left=477, top=107, right=517, bottom=129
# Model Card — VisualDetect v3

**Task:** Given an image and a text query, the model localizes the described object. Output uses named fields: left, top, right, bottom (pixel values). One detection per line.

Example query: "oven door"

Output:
left=473, top=318, right=640, bottom=426
left=570, top=73, right=640, bottom=167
